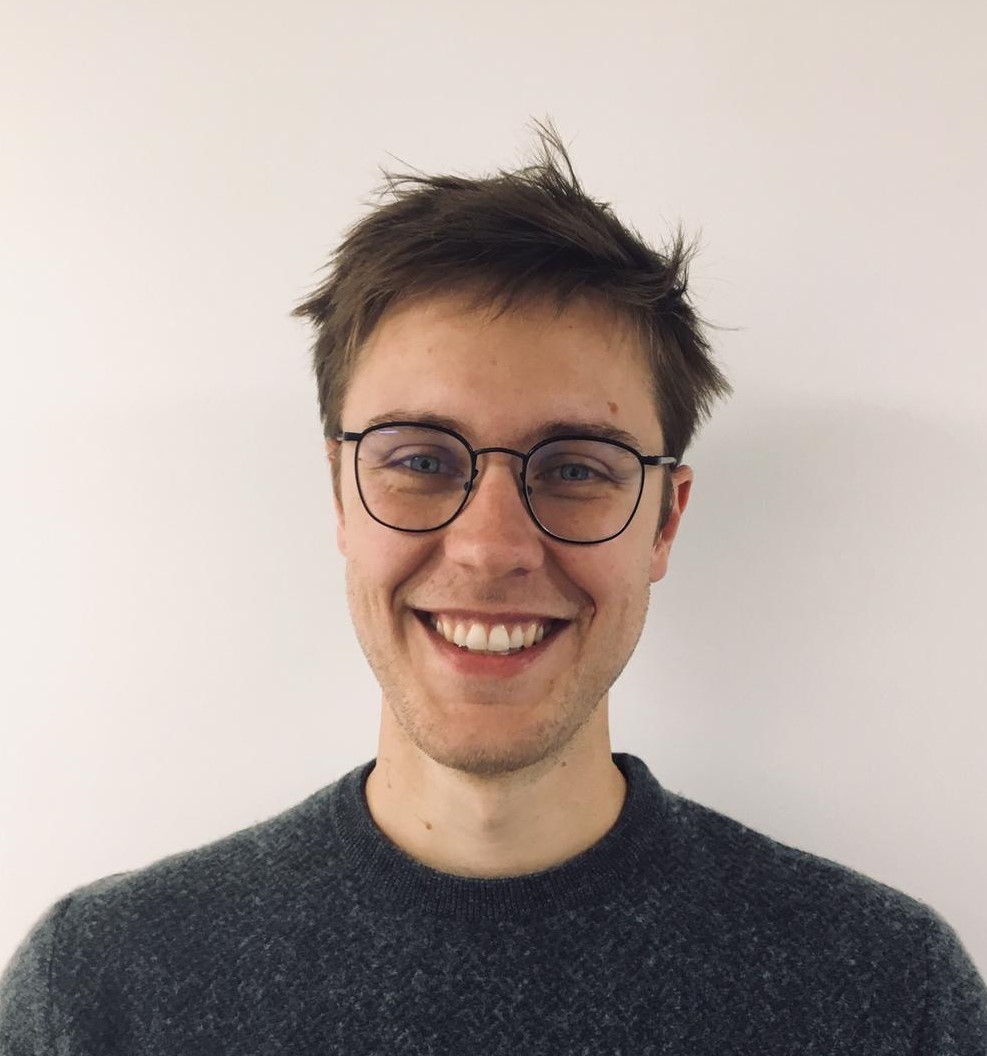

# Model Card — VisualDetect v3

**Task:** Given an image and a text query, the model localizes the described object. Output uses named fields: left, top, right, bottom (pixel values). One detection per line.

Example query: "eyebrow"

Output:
left=358, top=410, right=653, bottom=452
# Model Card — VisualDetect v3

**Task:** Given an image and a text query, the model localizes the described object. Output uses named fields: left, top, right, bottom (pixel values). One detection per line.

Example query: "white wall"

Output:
left=3, top=0, right=984, bottom=976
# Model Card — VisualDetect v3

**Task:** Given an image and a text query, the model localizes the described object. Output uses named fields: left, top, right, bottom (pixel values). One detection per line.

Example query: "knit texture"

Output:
left=2, top=753, right=985, bottom=1054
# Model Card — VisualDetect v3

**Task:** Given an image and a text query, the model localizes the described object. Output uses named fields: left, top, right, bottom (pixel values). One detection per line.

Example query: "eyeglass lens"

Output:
left=355, top=425, right=644, bottom=542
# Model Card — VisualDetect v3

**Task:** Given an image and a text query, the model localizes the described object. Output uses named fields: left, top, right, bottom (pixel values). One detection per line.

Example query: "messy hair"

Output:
left=293, top=120, right=731, bottom=528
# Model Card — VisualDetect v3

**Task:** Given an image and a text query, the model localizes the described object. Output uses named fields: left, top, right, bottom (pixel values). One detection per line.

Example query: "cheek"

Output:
left=344, top=523, right=435, bottom=609
left=581, top=533, right=653, bottom=593
left=556, top=555, right=635, bottom=630
left=578, top=545, right=653, bottom=642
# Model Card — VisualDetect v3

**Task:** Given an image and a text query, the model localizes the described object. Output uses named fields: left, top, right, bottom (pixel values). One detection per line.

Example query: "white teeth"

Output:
left=464, top=624, right=488, bottom=651
left=428, top=614, right=555, bottom=653
left=487, top=625, right=511, bottom=652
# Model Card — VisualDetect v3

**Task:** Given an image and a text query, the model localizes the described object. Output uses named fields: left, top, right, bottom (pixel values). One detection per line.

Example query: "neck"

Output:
left=364, top=709, right=627, bottom=879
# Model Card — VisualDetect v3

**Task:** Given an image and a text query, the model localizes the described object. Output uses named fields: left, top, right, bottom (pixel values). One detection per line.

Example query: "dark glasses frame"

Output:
left=335, top=420, right=678, bottom=545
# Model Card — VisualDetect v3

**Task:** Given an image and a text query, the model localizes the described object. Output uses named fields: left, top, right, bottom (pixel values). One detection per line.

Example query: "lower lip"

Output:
left=413, top=613, right=569, bottom=679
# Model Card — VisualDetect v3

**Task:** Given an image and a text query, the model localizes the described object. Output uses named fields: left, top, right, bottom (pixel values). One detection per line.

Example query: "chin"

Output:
left=385, top=681, right=607, bottom=779
left=407, top=729, right=575, bottom=779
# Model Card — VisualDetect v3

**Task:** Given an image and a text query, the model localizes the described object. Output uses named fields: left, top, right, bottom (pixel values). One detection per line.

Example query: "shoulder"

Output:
left=16, top=778, right=345, bottom=975
left=641, top=784, right=987, bottom=1048
left=665, top=791, right=987, bottom=1044
left=0, top=779, right=350, bottom=1049
left=658, top=787, right=948, bottom=956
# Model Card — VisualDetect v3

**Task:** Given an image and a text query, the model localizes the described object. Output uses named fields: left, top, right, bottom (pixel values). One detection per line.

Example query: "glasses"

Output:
left=335, top=421, right=677, bottom=545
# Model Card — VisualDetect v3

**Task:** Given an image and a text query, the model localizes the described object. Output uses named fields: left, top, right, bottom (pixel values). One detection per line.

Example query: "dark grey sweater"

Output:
left=2, top=752, right=985, bottom=1054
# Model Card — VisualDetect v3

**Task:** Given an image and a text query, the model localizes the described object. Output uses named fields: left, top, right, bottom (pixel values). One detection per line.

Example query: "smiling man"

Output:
left=2, top=126, right=985, bottom=1054
left=337, top=292, right=687, bottom=880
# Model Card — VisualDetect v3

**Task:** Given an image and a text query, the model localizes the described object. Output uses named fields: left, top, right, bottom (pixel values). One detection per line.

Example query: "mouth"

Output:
left=411, top=609, right=571, bottom=665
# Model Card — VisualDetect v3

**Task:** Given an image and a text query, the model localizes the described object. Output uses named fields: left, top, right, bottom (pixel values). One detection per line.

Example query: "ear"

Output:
left=326, top=439, right=347, bottom=557
left=650, top=465, right=693, bottom=584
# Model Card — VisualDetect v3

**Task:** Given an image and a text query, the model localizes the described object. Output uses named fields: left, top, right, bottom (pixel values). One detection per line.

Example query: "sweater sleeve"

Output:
left=0, top=898, right=69, bottom=1056
left=915, top=907, right=987, bottom=1055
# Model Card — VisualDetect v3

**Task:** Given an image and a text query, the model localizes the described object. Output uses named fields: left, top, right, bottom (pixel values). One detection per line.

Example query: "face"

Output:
left=330, top=292, right=692, bottom=778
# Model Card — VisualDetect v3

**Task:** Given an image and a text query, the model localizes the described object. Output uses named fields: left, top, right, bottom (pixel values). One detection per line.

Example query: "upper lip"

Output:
left=413, top=607, right=572, bottom=623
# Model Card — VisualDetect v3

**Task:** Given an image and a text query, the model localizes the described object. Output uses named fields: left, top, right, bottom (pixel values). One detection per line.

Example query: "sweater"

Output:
left=1, top=752, right=985, bottom=1055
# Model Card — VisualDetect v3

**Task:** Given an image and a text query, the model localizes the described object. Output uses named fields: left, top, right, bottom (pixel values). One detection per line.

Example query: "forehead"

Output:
left=343, top=292, right=662, bottom=447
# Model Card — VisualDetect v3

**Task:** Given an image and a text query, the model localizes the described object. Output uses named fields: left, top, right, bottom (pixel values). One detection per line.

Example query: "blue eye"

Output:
left=382, top=445, right=469, bottom=479
left=403, top=454, right=444, bottom=474
left=556, top=464, right=595, bottom=482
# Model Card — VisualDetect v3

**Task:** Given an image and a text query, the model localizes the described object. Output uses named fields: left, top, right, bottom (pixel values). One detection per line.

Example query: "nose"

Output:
left=441, top=452, right=546, bottom=576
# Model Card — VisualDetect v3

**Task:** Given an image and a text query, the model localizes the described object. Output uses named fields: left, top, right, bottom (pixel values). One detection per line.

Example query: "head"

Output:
left=294, top=123, right=731, bottom=779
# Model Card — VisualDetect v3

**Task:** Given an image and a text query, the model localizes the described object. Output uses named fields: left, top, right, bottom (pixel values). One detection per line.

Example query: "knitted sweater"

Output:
left=1, top=753, right=985, bottom=1055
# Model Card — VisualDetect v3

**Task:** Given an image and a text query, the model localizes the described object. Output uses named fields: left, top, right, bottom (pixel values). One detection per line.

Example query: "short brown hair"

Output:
left=293, top=121, right=732, bottom=527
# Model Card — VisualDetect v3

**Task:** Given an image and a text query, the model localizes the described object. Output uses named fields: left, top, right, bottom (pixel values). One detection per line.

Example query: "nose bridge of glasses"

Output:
left=465, top=445, right=528, bottom=498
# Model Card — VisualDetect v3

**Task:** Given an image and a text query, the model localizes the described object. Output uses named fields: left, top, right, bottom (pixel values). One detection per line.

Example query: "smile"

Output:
left=412, top=609, right=570, bottom=667
left=427, top=613, right=554, bottom=654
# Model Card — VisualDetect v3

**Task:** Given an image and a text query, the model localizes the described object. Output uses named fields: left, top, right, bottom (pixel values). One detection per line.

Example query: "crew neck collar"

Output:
left=327, top=752, right=670, bottom=923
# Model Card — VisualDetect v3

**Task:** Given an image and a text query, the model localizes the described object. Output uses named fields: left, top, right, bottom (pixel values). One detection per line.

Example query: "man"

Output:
left=2, top=125, right=985, bottom=1054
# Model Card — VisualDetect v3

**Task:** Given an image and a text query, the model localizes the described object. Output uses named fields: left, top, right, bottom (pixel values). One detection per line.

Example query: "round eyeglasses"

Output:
left=335, top=421, right=677, bottom=545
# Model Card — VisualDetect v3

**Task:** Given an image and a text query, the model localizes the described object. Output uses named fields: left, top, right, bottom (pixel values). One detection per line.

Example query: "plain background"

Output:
left=2, top=0, right=985, bottom=977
